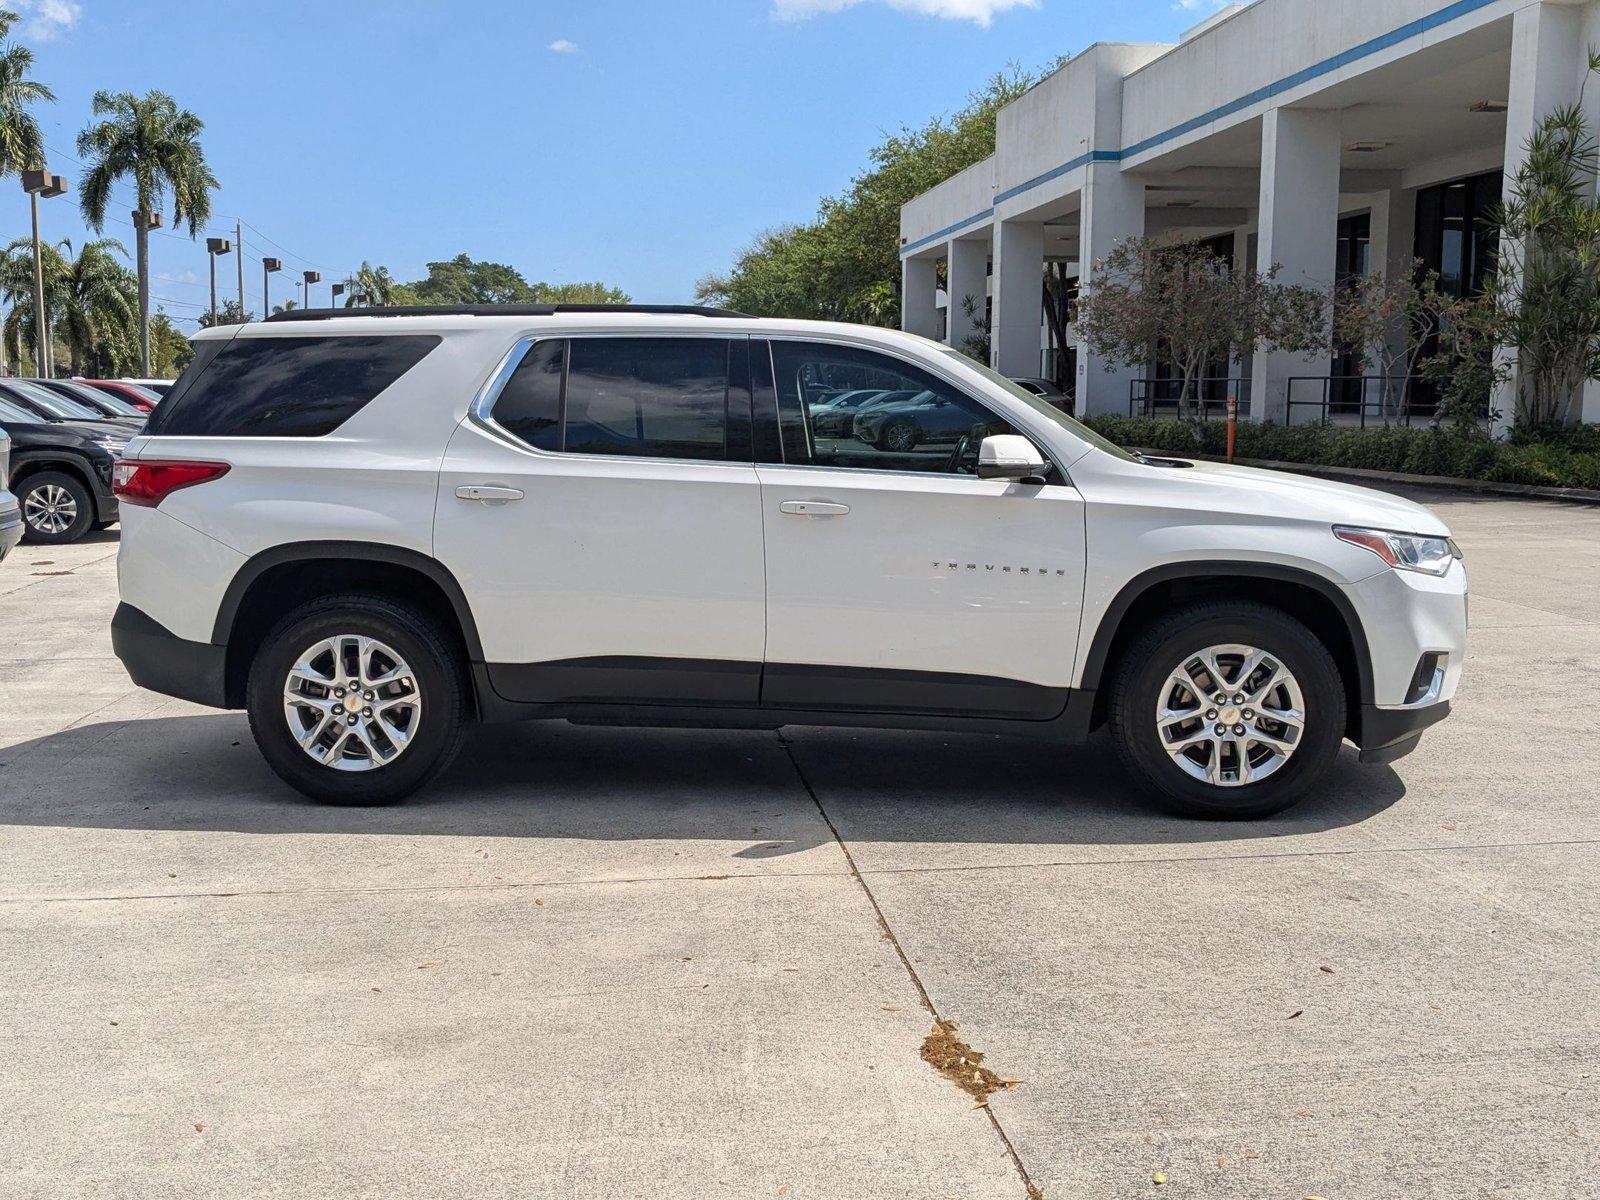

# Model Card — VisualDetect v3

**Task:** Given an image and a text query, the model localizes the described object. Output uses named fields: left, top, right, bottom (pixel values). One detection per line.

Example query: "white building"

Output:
left=899, top=0, right=1600, bottom=423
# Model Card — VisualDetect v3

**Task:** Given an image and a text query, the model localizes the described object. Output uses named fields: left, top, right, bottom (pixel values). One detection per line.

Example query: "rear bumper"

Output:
left=1355, top=700, right=1451, bottom=765
left=0, top=494, right=20, bottom=561
left=111, top=602, right=230, bottom=708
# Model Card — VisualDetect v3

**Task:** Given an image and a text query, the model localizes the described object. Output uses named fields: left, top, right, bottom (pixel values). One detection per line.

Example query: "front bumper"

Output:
left=111, top=602, right=230, bottom=708
left=0, top=494, right=20, bottom=561
left=1355, top=700, right=1451, bottom=765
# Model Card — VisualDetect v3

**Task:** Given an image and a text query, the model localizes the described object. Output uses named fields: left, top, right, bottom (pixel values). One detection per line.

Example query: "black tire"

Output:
left=1107, top=601, right=1346, bottom=819
left=245, top=593, right=470, bottom=805
left=18, top=470, right=95, bottom=544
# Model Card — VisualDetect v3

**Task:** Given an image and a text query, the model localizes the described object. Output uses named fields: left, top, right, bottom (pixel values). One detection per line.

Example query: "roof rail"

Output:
left=262, top=303, right=753, bottom=323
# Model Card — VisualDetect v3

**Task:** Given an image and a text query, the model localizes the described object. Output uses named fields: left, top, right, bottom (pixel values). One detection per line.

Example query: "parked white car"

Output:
left=111, top=306, right=1466, bottom=817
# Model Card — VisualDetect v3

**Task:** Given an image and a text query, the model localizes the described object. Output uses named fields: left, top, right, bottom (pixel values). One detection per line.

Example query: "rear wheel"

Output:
left=880, top=420, right=917, bottom=451
left=1108, top=602, right=1345, bottom=819
left=246, top=594, right=469, bottom=804
left=18, top=471, right=94, bottom=544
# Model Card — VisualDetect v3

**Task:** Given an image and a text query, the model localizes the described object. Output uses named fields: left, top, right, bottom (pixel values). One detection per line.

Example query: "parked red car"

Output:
left=74, top=379, right=162, bottom=413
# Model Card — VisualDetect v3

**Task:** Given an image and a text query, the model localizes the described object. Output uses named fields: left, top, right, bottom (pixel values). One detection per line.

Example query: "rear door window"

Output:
left=146, top=334, right=441, bottom=437
left=487, top=336, right=749, bottom=463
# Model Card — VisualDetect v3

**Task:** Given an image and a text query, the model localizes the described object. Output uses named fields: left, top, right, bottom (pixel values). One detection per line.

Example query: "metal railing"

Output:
left=1285, top=376, right=1439, bottom=427
left=1129, top=377, right=1251, bottom=421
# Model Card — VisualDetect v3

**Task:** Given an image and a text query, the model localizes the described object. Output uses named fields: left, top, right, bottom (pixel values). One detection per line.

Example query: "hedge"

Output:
left=1080, top=415, right=1600, bottom=491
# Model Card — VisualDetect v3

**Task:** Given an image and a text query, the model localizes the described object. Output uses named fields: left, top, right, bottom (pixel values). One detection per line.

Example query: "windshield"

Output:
left=62, top=383, right=141, bottom=415
left=937, top=349, right=1138, bottom=463
left=0, top=396, right=35, bottom=422
left=6, top=380, right=100, bottom=420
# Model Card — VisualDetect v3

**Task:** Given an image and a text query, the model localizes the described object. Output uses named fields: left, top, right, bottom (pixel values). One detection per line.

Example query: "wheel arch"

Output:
left=214, top=541, right=484, bottom=709
left=11, top=451, right=96, bottom=494
left=1081, top=561, right=1373, bottom=739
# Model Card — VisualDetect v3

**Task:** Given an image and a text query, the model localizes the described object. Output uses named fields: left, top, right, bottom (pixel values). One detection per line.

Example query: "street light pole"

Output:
left=262, top=257, right=282, bottom=314
left=21, top=170, right=68, bottom=380
left=331, top=282, right=345, bottom=309
left=205, top=237, right=232, bottom=324
left=302, top=270, right=320, bottom=310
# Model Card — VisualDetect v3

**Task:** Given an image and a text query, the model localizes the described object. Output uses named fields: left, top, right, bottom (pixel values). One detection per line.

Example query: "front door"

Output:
left=435, top=333, right=766, bottom=706
left=753, top=338, right=1086, bottom=719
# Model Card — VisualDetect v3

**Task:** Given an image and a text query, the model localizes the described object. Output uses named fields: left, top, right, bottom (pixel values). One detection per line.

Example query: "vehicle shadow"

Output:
left=0, top=711, right=1406, bottom=856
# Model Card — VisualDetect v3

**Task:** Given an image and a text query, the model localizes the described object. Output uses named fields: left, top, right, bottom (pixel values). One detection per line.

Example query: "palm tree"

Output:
left=0, top=237, right=138, bottom=375
left=346, top=261, right=397, bottom=307
left=76, top=90, right=219, bottom=375
left=0, top=8, right=55, bottom=376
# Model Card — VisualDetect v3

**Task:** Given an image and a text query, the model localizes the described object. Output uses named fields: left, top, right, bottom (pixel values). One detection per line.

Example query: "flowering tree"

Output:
left=1331, top=260, right=1454, bottom=421
left=1074, top=237, right=1327, bottom=429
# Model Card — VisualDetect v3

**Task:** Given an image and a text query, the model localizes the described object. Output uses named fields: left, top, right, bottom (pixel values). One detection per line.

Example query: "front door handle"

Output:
left=780, top=500, right=850, bottom=517
left=455, top=484, right=525, bottom=504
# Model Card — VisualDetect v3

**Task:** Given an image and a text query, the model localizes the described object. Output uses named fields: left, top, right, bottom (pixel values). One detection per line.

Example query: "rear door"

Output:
left=434, top=333, right=767, bottom=707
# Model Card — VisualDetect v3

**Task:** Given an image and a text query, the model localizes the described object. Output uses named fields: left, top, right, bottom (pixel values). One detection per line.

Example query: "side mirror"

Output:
left=978, top=434, right=1048, bottom=483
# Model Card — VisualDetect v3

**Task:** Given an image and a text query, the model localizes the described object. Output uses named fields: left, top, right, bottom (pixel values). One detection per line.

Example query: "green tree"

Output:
left=345, top=261, right=398, bottom=307
left=196, top=296, right=249, bottom=327
left=1487, top=49, right=1600, bottom=428
left=149, top=309, right=192, bottom=377
left=76, top=90, right=220, bottom=375
left=409, top=253, right=533, bottom=304
left=0, top=7, right=54, bottom=376
left=698, top=63, right=1054, bottom=324
left=0, top=237, right=138, bottom=376
left=530, top=280, right=631, bottom=304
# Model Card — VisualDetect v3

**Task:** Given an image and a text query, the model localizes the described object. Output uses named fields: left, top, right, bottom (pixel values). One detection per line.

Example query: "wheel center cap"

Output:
left=1221, top=706, right=1241, bottom=724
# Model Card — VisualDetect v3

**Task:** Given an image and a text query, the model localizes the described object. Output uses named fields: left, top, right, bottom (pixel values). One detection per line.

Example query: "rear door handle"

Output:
left=455, top=485, right=525, bottom=504
left=779, top=500, right=849, bottom=517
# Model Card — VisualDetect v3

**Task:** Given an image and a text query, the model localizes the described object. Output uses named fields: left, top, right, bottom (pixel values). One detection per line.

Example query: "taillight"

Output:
left=112, top=459, right=230, bottom=507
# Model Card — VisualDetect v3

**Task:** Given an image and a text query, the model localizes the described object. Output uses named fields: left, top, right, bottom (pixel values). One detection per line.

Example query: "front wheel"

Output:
left=19, top=471, right=94, bottom=544
left=246, top=594, right=469, bottom=805
left=1108, top=602, right=1346, bottom=819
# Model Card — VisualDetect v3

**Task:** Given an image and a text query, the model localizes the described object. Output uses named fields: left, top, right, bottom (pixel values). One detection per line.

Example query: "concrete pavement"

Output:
left=1, top=492, right=1596, bottom=1198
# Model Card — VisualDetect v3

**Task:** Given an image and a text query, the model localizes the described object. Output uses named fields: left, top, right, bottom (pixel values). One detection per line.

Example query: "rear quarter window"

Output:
left=146, top=334, right=441, bottom=437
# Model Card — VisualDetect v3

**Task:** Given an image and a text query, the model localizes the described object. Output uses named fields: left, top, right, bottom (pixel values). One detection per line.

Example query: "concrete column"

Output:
left=1075, top=164, right=1146, bottom=416
left=990, top=219, right=1045, bottom=378
left=1251, top=107, right=1341, bottom=423
left=1368, top=187, right=1418, bottom=394
left=1496, top=2, right=1592, bottom=430
left=945, top=237, right=989, bottom=354
left=900, top=254, right=940, bottom=339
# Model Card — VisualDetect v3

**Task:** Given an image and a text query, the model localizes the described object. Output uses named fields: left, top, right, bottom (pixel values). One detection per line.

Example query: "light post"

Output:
left=262, top=257, right=282, bottom=313
left=302, top=270, right=320, bottom=310
left=21, top=169, right=68, bottom=379
left=331, top=282, right=345, bottom=309
left=131, top=209, right=163, bottom=376
left=205, top=237, right=232, bottom=324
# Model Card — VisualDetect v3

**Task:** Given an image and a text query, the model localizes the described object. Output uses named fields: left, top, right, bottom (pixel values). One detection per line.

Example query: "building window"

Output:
left=1414, top=171, right=1501, bottom=299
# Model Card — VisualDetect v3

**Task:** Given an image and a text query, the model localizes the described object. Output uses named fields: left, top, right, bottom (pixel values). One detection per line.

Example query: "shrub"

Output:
left=1081, top=416, right=1600, bottom=490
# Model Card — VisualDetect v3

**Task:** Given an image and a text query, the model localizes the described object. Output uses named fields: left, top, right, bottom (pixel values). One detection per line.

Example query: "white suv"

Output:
left=110, top=306, right=1466, bottom=818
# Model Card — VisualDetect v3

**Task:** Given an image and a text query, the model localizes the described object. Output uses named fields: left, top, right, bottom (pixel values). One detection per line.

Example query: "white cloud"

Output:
left=548, top=38, right=579, bottom=54
left=773, top=0, right=1037, bottom=27
left=1171, top=0, right=1227, bottom=11
left=156, top=270, right=199, bottom=286
left=13, top=0, right=81, bottom=42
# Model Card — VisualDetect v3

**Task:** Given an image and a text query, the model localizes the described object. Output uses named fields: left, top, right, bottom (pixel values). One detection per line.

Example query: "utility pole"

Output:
left=235, top=220, right=246, bottom=318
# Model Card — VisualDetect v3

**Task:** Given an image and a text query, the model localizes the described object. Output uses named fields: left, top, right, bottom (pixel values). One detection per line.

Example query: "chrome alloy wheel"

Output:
left=282, top=634, right=422, bottom=772
left=23, top=483, right=78, bottom=534
left=1154, top=643, right=1306, bottom=787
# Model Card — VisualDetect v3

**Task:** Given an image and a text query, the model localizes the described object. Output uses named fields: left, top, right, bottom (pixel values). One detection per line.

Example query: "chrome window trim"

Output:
left=467, top=331, right=756, bottom=468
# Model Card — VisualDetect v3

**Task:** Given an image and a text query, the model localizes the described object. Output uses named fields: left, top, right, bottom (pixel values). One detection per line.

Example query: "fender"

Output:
left=211, top=540, right=485, bottom=660
left=1078, top=560, right=1375, bottom=705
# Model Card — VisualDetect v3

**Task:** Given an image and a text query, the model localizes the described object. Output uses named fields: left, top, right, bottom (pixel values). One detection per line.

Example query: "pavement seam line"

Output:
left=777, top=730, right=1043, bottom=1200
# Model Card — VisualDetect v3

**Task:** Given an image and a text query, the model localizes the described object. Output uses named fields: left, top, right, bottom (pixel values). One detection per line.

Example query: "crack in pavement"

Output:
left=777, top=730, right=1043, bottom=1200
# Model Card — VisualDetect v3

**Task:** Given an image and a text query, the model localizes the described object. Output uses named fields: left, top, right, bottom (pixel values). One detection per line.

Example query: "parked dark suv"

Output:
left=0, top=392, right=127, bottom=543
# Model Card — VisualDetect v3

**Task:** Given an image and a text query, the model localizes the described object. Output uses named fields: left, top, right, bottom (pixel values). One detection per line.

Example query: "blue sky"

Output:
left=10, top=0, right=1222, bottom=325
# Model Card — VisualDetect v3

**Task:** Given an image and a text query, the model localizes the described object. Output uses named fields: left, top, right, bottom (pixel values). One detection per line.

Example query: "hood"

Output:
left=1, top=419, right=128, bottom=451
left=1155, top=458, right=1451, bottom=536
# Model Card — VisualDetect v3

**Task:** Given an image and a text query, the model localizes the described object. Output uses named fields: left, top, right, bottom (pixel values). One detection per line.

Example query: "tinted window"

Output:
left=5, top=381, right=99, bottom=420
left=0, top=396, right=35, bottom=422
left=765, top=340, right=1016, bottom=475
left=488, top=337, right=742, bottom=462
left=491, top=339, right=563, bottom=451
left=147, top=334, right=440, bottom=437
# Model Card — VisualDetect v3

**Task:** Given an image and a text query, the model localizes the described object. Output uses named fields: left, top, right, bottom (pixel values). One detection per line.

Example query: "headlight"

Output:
left=1334, top=526, right=1461, bottom=576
